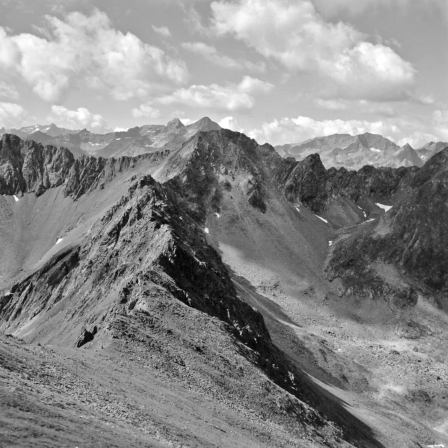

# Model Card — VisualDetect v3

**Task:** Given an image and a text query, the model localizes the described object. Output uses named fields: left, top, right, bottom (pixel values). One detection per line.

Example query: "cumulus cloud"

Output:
left=433, top=110, right=448, bottom=141
left=131, top=104, right=161, bottom=119
left=211, top=0, right=416, bottom=101
left=49, top=105, right=109, bottom=132
left=248, top=114, right=446, bottom=148
left=218, top=116, right=243, bottom=132
left=156, top=76, right=273, bottom=111
left=0, top=10, right=188, bottom=102
left=0, top=102, right=28, bottom=128
left=152, top=25, right=172, bottom=38
left=0, top=81, right=19, bottom=100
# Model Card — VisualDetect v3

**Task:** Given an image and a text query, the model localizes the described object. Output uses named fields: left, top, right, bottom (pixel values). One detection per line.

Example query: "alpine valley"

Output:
left=1, top=118, right=448, bottom=448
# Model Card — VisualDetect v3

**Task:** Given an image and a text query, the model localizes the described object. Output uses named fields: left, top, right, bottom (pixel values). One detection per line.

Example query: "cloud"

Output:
left=131, top=104, right=161, bottom=119
left=0, top=102, right=28, bottom=128
left=211, top=0, right=416, bottom=101
left=182, top=42, right=241, bottom=69
left=0, top=9, right=188, bottom=102
left=218, top=116, right=243, bottom=131
left=313, top=0, right=448, bottom=18
left=315, top=98, right=396, bottom=116
left=156, top=76, right=273, bottom=111
left=49, top=105, right=109, bottom=131
left=248, top=114, right=446, bottom=148
left=0, top=81, right=19, bottom=100
left=315, top=99, right=348, bottom=110
left=182, top=41, right=266, bottom=72
left=152, top=25, right=172, bottom=38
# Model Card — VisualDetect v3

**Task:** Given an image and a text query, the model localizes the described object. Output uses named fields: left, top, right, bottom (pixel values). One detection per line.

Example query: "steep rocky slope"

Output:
left=326, top=148, right=448, bottom=306
left=0, top=133, right=384, bottom=447
left=276, top=133, right=424, bottom=169
left=1, top=130, right=448, bottom=447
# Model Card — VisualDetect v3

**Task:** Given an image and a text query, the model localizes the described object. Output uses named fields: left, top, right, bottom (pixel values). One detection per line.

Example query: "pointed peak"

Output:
left=188, top=117, right=221, bottom=132
left=165, top=118, right=185, bottom=130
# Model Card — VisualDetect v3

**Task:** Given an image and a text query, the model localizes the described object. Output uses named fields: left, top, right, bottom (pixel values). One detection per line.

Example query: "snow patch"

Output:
left=56, top=238, right=63, bottom=245
left=13, top=195, right=19, bottom=202
left=376, top=203, right=392, bottom=212
left=316, top=215, right=328, bottom=224
left=204, top=228, right=209, bottom=234
left=215, top=212, right=220, bottom=218
left=328, top=241, right=333, bottom=246
left=370, top=147, right=381, bottom=153
left=295, top=207, right=300, bottom=213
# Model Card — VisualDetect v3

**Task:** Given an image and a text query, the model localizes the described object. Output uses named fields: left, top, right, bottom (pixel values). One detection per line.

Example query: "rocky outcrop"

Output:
left=0, top=134, right=170, bottom=199
left=76, top=326, right=97, bottom=348
left=325, top=148, right=448, bottom=305
left=0, top=134, right=75, bottom=196
left=278, top=152, right=417, bottom=213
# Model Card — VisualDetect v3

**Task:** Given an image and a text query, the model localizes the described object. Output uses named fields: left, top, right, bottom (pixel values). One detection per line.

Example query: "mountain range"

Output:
left=1, top=124, right=448, bottom=447
left=276, top=132, right=447, bottom=169
left=0, top=117, right=222, bottom=160
left=2, top=120, right=447, bottom=172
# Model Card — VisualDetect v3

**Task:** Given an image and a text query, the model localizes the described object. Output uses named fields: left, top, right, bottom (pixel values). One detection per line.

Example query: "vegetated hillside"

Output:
left=276, top=132, right=425, bottom=169
left=1, top=130, right=448, bottom=447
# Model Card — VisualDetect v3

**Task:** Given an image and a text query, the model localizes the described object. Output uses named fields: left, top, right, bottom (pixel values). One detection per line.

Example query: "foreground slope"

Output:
left=0, top=133, right=382, bottom=447
left=1, top=130, right=448, bottom=447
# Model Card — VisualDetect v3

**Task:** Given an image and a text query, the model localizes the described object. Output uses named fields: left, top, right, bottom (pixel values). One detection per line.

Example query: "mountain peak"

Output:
left=187, top=117, right=221, bottom=132
left=165, top=118, right=185, bottom=131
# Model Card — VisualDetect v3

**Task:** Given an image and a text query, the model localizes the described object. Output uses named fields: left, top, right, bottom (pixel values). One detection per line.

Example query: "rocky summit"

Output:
left=1, top=126, right=448, bottom=448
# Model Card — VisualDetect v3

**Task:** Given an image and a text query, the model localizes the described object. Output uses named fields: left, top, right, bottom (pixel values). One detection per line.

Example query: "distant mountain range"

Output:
left=276, top=133, right=447, bottom=169
left=1, top=121, right=446, bottom=170
left=0, top=117, right=221, bottom=159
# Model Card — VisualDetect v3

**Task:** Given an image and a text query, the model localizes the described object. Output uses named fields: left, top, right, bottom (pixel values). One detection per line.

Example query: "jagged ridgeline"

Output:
left=0, top=128, right=447, bottom=447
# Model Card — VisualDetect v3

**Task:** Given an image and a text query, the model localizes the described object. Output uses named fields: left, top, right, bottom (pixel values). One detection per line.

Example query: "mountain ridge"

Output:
left=275, top=132, right=447, bottom=170
left=1, top=129, right=448, bottom=447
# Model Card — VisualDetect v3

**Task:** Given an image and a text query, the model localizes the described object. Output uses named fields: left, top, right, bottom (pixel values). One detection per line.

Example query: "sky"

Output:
left=0, top=0, right=447, bottom=147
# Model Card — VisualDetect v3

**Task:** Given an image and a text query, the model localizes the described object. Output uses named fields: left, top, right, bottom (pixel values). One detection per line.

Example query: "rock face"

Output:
left=0, top=134, right=170, bottom=198
left=0, top=134, right=75, bottom=196
left=278, top=152, right=417, bottom=213
left=325, top=148, right=448, bottom=307
left=276, top=132, right=425, bottom=169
